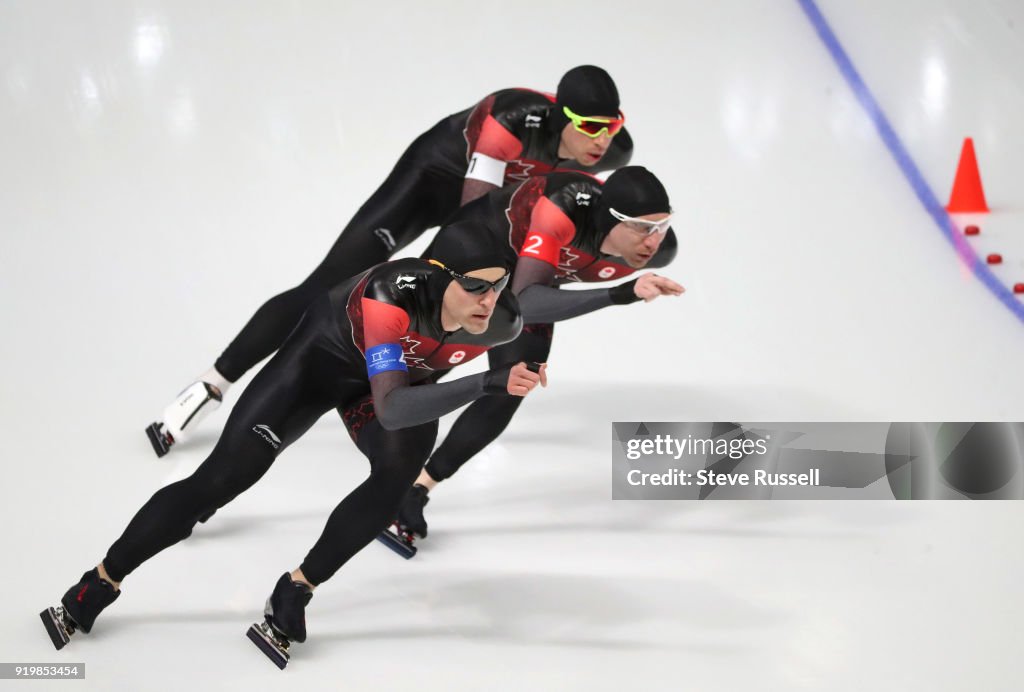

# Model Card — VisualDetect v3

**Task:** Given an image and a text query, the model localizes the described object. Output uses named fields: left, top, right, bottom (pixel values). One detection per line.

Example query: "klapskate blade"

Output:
left=145, top=423, right=170, bottom=458
left=246, top=623, right=288, bottom=669
left=39, top=608, right=69, bottom=651
left=375, top=529, right=417, bottom=559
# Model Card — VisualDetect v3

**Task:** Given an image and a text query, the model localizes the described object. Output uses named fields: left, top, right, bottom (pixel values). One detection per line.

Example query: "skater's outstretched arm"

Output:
left=512, top=257, right=684, bottom=324
left=369, top=364, right=545, bottom=431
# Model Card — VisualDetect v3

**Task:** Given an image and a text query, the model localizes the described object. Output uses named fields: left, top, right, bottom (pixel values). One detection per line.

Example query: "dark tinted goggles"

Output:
left=429, top=260, right=510, bottom=294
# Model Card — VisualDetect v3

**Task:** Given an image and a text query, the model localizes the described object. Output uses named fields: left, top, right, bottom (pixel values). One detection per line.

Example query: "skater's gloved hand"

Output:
left=484, top=362, right=548, bottom=397
left=610, top=273, right=685, bottom=305
left=507, top=361, right=547, bottom=396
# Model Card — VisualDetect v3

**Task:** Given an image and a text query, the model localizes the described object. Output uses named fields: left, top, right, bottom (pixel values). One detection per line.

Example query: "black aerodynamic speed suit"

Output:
left=104, top=259, right=521, bottom=586
left=214, top=88, right=633, bottom=382
left=421, top=171, right=678, bottom=482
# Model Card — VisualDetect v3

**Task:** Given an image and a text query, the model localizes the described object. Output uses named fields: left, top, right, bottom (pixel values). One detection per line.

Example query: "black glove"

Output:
left=483, top=362, right=543, bottom=394
left=609, top=279, right=641, bottom=305
left=483, top=364, right=514, bottom=395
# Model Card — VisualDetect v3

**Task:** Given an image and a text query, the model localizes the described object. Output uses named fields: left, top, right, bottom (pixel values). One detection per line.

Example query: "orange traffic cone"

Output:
left=945, top=137, right=989, bottom=213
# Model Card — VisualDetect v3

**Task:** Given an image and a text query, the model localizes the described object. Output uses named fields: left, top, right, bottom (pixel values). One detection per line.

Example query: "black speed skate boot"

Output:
left=398, top=484, right=430, bottom=538
left=39, top=568, right=121, bottom=650
left=375, top=484, right=429, bottom=560
left=246, top=573, right=313, bottom=669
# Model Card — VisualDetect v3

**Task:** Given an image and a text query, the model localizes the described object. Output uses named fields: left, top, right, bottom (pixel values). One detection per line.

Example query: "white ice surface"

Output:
left=1, top=1, right=1022, bottom=690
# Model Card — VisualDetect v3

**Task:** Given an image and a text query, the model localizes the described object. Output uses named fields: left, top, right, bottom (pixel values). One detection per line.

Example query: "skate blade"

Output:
left=246, top=622, right=289, bottom=669
left=145, top=423, right=172, bottom=458
left=39, top=608, right=70, bottom=651
left=375, top=527, right=417, bottom=559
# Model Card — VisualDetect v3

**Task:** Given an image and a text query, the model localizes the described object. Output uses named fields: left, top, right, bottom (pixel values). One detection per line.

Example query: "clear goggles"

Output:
left=609, top=208, right=673, bottom=236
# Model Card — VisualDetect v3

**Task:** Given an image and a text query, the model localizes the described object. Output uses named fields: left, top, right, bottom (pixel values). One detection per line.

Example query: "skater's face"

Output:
left=601, top=212, right=671, bottom=268
left=559, top=120, right=615, bottom=166
left=441, top=266, right=508, bottom=334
